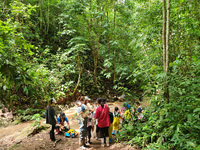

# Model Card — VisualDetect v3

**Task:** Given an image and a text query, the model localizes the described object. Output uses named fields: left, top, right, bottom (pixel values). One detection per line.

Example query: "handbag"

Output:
left=96, top=107, right=104, bottom=125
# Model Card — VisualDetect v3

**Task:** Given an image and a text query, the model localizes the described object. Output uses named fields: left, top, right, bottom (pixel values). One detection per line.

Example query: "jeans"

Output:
left=79, top=117, right=88, bottom=140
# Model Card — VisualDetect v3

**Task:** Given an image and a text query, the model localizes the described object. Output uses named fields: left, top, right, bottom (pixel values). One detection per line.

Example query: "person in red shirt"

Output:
left=95, top=98, right=110, bottom=148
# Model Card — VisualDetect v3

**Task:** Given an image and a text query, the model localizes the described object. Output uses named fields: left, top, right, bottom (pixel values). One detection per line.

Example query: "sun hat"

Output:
left=84, top=96, right=91, bottom=101
left=60, top=112, right=65, bottom=117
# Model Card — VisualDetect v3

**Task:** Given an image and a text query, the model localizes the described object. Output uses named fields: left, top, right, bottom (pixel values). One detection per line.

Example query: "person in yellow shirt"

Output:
left=123, top=103, right=132, bottom=126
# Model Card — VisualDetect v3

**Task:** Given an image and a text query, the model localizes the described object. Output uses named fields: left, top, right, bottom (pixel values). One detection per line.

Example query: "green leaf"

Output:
left=187, top=141, right=196, bottom=148
left=195, top=145, right=200, bottom=150
left=3, top=85, right=6, bottom=90
left=24, top=86, right=28, bottom=95
left=113, top=85, right=118, bottom=90
left=193, top=108, right=200, bottom=113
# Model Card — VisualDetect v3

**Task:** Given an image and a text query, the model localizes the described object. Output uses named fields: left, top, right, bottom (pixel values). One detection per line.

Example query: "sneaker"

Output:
left=86, top=142, right=90, bottom=146
left=79, top=146, right=86, bottom=149
left=101, top=144, right=104, bottom=148
left=112, top=130, right=115, bottom=135
left=109, top=138, right=113, bottom=143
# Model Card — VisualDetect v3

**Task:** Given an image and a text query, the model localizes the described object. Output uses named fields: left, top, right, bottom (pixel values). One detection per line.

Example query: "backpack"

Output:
left=65, top=129, right=78, bottom=138
left=81, top=108, right=90, bottom=118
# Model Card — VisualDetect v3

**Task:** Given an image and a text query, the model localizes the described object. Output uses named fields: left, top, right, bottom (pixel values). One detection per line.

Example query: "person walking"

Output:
left=95, top=98, right=110, bottom=148
left=46, top=98, right=57, bottom=141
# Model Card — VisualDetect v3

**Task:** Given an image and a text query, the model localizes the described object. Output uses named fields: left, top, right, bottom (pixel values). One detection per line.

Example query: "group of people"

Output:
left=76, top=97, right=111, bottom=149
left=75, top=96, right=144, bottom=149
left=45, top=97, right=144, bottom=149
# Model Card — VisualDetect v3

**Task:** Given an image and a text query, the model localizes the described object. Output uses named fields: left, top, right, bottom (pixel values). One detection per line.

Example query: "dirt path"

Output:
left=0, top=101, right=138, bottom=150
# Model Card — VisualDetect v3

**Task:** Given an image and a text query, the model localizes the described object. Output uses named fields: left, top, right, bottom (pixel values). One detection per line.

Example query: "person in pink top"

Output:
left=95, top=98, right=110, bottom=148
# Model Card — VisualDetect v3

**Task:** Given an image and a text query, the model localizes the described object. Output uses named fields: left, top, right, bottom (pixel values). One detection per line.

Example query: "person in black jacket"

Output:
left=46, top=98, right=57, bottom=141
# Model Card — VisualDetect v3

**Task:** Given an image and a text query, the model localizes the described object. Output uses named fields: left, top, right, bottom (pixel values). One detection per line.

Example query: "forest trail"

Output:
left=0, top=101, right=138, bottom=150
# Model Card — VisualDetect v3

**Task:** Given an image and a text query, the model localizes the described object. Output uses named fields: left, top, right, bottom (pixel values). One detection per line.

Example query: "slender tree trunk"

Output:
left=166, top=0, right=170, bottom=74
left=163, top=0, right=170, bottom=103
left=113, top=3, right=116, bottom=84
left=107, top=12, right=110, bottom=54
left=73, top=55, right=82, bottom=95
left=162, top=0, right=166, bottom=72
left=40, top=0, right=42, bottom=30
left=165, top=0, right=170, bottom=103
left=47, top=0, right=49, bottom=34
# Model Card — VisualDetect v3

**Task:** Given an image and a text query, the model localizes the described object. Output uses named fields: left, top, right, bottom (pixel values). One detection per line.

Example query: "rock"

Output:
left=15, top=139, right=22, bottom=144
left=12, top=119, right=21, bottom=125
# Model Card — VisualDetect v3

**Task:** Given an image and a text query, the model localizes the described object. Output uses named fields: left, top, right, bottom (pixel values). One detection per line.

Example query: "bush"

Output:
left=118, top=59, right=200, bottom=149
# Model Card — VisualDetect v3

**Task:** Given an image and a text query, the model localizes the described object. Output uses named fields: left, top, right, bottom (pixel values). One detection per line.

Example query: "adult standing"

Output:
left=84, top=96, right=94, bottom=145
left=95, top=98, right=110, bottom=148
left=46, top=98, right=57, bottom=141
left=76, top=98, right=89, bottom=149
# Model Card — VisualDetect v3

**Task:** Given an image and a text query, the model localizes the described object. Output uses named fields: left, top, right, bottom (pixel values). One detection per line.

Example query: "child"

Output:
left=108, top=107, right=114, bottom=142
left=112, top=107, right=121, bottom=135
left=94, top=101, right=100, bottom=140
left=135, top=102, right=144, bottom=121
left=55, top=112, right=70, bottom=135
left=87, top=111, right=94, bottom=145
left=123, top=104, right=132, bottom=125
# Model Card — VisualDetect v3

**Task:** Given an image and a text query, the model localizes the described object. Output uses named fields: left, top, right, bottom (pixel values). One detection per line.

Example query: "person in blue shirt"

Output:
left=55, top=112, right=70, bottom=135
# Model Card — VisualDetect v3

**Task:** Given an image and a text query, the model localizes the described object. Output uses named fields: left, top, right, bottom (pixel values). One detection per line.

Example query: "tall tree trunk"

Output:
left=107, top=11, right=110, bottom=54
left=162, top=0, right=166, bottom=72
left=166, top=0, right=170, bottom=74
left=40, top=0, right=43, bottom=30
left=47, top=0, right=49, bottom=34
left=73, top=55, right=82, bottom=95
left=113, top=3, right=116, bottom=84
left=163, top=0, right=170, bottom=103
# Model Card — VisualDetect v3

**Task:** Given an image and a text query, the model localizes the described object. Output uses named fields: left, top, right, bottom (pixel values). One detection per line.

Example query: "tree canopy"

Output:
left=0, top=0, right=200, bottom=149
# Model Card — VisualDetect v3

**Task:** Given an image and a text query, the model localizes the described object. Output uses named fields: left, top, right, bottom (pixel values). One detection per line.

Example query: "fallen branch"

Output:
left=53, top=138, right=61, bottom=149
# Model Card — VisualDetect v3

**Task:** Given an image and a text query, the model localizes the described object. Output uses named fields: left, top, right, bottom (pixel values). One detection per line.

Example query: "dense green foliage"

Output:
left=0, top=0, right=200, bottom=149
